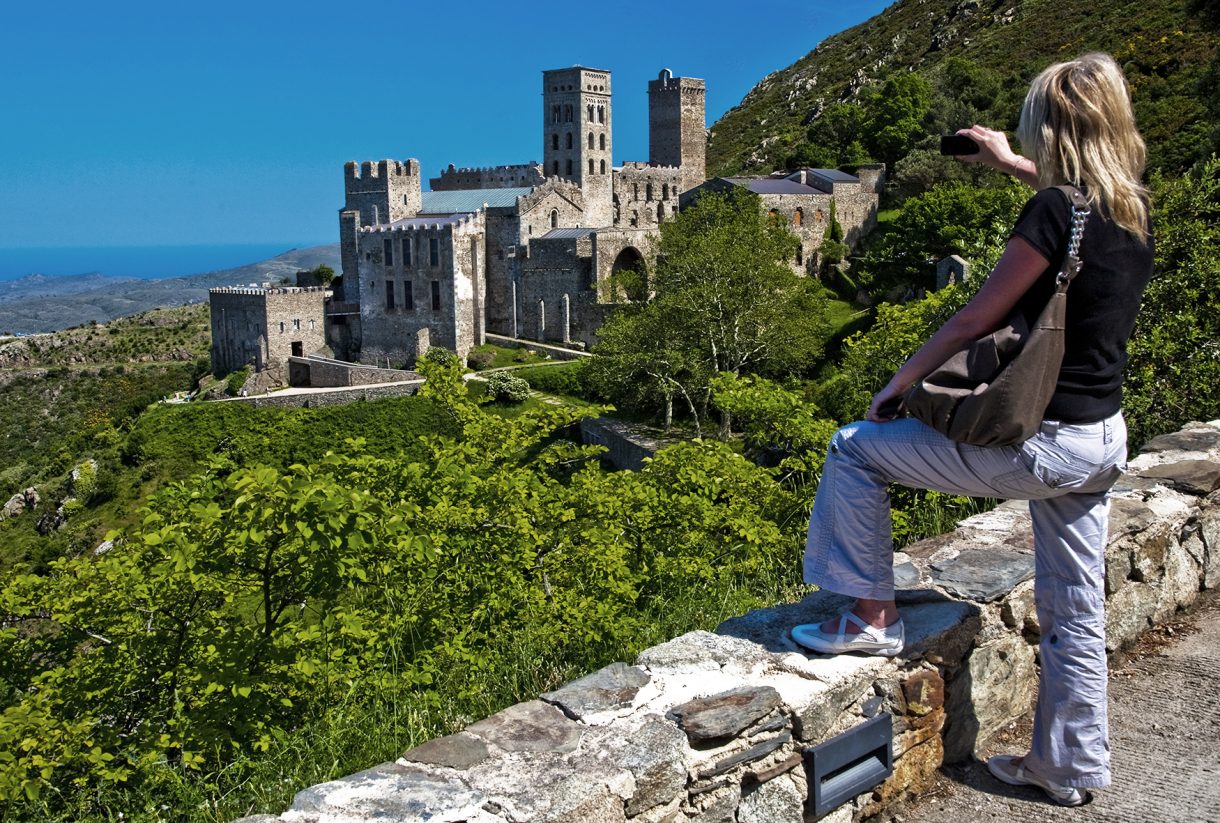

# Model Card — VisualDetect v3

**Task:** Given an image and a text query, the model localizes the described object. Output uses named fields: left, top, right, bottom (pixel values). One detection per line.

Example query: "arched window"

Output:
left=552, top=133, right=559, bottom=151
left=588, top=132, right=594, bottom=149
left=589, top=158, right=595, bottom=174
left=646, top=183, right=653, bottom=201
left=597, top=105, right=604, bottom=123
left=599, top=133, right=605, bottom=150
left=551, top=105, right=560, bottom=124
left=564, top=105, right=572, bottom=122
left=566, top=132, right=573, bottom=149
left=794, top=208, right=804, bottom=227
left=587, top=104, right=594, bottom=121
left=600, top=159, right=606, bottom=174
left=550, top=209, right=559, bottom=228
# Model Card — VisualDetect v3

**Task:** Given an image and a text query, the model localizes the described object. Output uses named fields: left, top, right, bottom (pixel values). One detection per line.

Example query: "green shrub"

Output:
left=485, top=372, right=530, bottom=404
left=423, top=347, right=459, bottom=368
left=512, top=361, right=589, bottom=398
left=466, top=349, right=496, bottom=370
left=225, top=368, right=249, bottom=397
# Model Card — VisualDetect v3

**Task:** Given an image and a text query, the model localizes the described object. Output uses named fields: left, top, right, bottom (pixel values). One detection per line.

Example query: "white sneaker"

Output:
left=791, top=611, right=904, bottom=657
left=987, top=754, right=1089, bottom=807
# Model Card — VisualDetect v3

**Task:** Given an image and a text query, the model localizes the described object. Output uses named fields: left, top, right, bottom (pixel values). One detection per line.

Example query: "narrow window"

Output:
left=588, top=132, right=594, bottom=149
left=404, top=281, right=414, bottom=309
left=587, top=104, right=594, bottom=122
left=552, top=133, right=559, bottom=151
left=385, top=280, right=395, bottom=310
left=796, top=247, right=804, bottom=266
left=552, top=104, right=560, bottom=123
left=431, top=280, right=441, bottom=311
left=566, top=159, right=572, bottom=175
left=429, top=237, right=439, bottom=267
left=550, top=209, right=559, bottom=228
left=633, top=183, right=639, bottom=200
left=279, top=321, right=285, bottom=333
left=294, top=318, right=300, bottom=330
left=768, top=208, right=780, bottom=225
left=552, top=160, right=559, bottom=175
left=662, top=183, right=669, bottom=199
left=794, top=208, right=804, bottom=227
left=589, top=158, right=595, bottom=174
left=599, top=133, right=606, bottom=150
left=646, top=183, right=653, bottom=201
left=383, top=238, right=393, bottom=267
left=309, top=319, right=315, bottom=330
left=402, top=236, right=412, bottom=266
left=657, top=202, right=664, bottom=222
left=566, top=132, right=573, bottom=149
left=600, top=159, right=606, bottom=174
left=597, top=105, right=604, bottom=123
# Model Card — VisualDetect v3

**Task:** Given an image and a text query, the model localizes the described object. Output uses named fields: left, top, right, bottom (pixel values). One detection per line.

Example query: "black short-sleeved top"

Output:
left=1009, top=187, right=1154, bottom=424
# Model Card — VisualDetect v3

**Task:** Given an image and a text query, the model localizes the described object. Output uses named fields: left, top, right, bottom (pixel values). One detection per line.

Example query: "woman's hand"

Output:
left=867, top=382, right=908, bottom=423
left=955, top=126, right=1040, bottom=188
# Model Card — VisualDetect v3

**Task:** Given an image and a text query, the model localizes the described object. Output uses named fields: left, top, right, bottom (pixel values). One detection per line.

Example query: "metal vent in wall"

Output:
left=803, top=713, right=893, bottom=819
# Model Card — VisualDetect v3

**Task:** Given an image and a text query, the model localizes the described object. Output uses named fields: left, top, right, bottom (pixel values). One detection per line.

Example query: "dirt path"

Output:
left=897, top=591, right=1220, bottom=823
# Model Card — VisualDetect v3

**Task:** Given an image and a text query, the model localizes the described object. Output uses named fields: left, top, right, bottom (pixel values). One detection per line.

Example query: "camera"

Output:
left=940, top=135, right=980, bottom=156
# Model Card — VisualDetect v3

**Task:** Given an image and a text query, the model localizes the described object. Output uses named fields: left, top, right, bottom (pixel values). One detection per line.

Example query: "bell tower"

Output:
left=542, top=66, right=613, bottom=227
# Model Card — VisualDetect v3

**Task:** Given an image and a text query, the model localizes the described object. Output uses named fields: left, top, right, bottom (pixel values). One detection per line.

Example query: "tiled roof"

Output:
left=723, top=177, right=823, bottom=195
left=420, top=187, right=534, bottom=214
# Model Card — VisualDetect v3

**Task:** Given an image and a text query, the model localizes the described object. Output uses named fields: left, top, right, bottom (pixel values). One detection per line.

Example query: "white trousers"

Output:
left=804, top=413, right=1127, bottom=788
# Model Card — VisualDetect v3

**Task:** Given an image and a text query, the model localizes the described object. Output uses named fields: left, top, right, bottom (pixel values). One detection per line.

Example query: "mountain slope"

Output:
left=708, top=0, right=1216, bottom=177
left=0, top=243, right=340, bottom=334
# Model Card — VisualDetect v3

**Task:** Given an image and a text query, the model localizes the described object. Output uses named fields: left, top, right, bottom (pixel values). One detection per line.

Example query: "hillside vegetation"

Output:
left=709, top=0, right=1217, bottom=177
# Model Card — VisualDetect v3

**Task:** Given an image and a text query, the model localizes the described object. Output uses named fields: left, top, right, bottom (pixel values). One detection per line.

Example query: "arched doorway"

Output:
left=610, top=247, right=647, bottom=302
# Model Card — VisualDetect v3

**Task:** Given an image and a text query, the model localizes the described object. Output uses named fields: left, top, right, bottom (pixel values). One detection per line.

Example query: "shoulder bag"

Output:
left=902, top=185, right=1090, bottom=447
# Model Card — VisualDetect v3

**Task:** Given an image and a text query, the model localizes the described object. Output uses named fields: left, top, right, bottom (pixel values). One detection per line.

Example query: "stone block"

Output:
left=541, top=661, right=650, bottom=722
left=999, top=579, right=1037, bottom=633
left=902, top=669, right=944, bottom=717
left=637, top=630, right=771, bottom=673
left=894, top=707, right=944, bottom=755
left=284, top=762, right=491, bottom=822
left=1155, top=536, right=1201, bottom=622
left=1104, top=580, right=1158, bottom=652
left=1137, top=426, right=1220, bottom=456
left=736, top=770, right=804, bottom=823
left=696, top=732, right=791, bottom=779
left=1105, top=535, right=1136, bottom=596
left=400, top=732, right=490, bottom=770
left=943, top=633, right=1035, bottom=762
left=466, top=700, right=584, bottom=754
left=687, top=784, right=740, bottom=822
left=1198, top=504, right=1220, bottom=589
left=1136, top=459, right=1220, bottom=494
left=929, top=547, right=1034, bottom=602
left=669, top=686, right=781, bottom=742
left=860, top=735, right=944, bottom=818
left=602, top=716, right=687, bottom=816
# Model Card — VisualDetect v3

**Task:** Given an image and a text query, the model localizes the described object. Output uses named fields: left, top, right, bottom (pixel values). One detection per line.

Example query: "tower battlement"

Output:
left=344, top=159, right=421, bottom=188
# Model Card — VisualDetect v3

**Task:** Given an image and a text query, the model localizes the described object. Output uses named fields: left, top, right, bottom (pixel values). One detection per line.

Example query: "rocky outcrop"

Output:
left=239, top=420, right=1220, bottom=823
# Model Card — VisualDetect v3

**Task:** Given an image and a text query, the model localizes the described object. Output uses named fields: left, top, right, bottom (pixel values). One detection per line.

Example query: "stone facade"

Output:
left=240, top=419, right=1220, bottom=823
left=648, top=69, right=707, bottom=195
left=208, top=286, right=327, bottom=376
left=686, top=165, right=884, bottom=276
left=430, top=163, right=545, bottom=191
left=614, top=163, right=683, bottom=229
left=543, top=67, right=614, bottom=229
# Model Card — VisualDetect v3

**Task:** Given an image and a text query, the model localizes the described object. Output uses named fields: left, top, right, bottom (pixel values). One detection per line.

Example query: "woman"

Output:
left=792, top=53, right=1154, bottom=806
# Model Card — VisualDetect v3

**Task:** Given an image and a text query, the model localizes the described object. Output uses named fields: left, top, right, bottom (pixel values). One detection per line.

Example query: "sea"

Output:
left=0, top=243, right=325, bottom=283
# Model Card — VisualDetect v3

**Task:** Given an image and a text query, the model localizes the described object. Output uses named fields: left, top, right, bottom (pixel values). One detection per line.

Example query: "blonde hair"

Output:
left=1017, top=52, right=1149, bottom=241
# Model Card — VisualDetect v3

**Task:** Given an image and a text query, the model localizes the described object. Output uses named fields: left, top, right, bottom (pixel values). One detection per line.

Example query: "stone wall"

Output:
left=357, top=213, right=486, bottom=365
left=431, top=163, right=545, bottom=191
left=614, top=163, right=683, bottom=229
left=241, top=420, right=1220, bottom=823
left=209, top=287, right=327, bottom=377
left=288, top=355, right=418, bottom=388
left=217, top=380, right=423, bottom=410
left=648, top=71, right=707, bottom=195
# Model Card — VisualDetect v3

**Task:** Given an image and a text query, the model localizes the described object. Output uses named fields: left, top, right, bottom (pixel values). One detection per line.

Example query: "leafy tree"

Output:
left=786, top=103, right=872, bottom=170
left=862, top=72, right=932, bottom=168
left=588, top=190, right=831, bottom=434
left=1125, top=157, right=1220, bottom=448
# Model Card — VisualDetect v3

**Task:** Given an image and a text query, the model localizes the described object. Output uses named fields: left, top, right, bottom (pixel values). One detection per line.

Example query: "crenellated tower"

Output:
left=648, top=69, right=706, bottom=194
left=542, top=67, right=613, bottom=228
left=338, top=159, right=423, bottom=297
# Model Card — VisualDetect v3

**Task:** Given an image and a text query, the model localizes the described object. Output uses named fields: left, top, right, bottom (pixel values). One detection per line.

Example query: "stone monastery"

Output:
left=210, top=65, right=883, bottom=378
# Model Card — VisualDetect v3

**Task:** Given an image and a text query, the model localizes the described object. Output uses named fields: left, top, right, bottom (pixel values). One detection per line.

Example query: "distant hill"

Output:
left=707, top=0, right=1216, bottom=177
left=0, top=243, right=340, bottom=334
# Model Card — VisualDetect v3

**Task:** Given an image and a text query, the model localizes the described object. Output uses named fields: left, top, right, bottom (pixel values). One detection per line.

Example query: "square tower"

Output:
left=543, top=66, right=613, bottom=227
left=648, top=69, right=707, bottom=194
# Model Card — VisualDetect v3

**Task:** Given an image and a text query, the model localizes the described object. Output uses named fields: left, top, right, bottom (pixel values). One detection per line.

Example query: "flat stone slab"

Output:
left=542, top=661, right=650, bottom=719
left=465, top=700, right=584, bottom=753
left=1138, top=427, right=1220, bottom=455
left=669, top=686, right=781, bottom=742
left=638, top=630, right=774, bottom=672
left=930, top=548, right=1034, bottom=602
left=1136, top=459, right=1220, bottom=495
left=400, top=732, right=490, bottom=770
left=284, top=762, right=489, bottom=822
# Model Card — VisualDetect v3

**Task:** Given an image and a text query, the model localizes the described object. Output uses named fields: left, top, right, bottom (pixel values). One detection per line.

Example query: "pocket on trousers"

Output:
left=1020, top=439, right=1094, bottom=490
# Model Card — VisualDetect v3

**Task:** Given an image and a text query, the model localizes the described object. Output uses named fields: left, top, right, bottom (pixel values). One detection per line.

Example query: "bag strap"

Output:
left=1053, top=184, right=1091, bottom=290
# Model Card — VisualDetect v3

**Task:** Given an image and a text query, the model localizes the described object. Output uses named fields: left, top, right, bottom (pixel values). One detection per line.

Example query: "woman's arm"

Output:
left=956, top=126, right=1041, bottom=190
left=867, top=236, right=1051, bottom=422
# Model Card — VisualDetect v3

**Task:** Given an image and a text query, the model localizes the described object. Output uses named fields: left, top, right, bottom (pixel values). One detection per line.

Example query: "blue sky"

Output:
left=0, top=0, right=892, bottom=249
